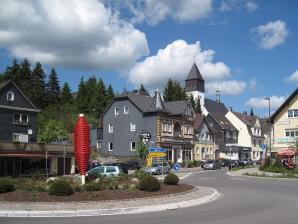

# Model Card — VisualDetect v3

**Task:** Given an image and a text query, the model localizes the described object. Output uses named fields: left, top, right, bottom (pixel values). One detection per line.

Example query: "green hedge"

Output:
left=138, top=175, right=160, bottom=192
left=0, top=178, right=15, bottom=193
left=48, top=180, right=73, bottom=196
left=164, top=173, right=179, bottom=185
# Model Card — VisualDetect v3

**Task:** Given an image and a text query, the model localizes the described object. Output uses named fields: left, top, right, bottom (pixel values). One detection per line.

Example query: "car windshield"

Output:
left=88, top=166, right=104, bottom=174
left=152, top=164, right=160, bottom=167
left=206, top=160, right=215, bottom=163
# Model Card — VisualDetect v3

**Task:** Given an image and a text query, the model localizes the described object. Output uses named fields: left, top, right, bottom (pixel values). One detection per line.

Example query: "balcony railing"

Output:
left=0, top=141, right=74, bottom=153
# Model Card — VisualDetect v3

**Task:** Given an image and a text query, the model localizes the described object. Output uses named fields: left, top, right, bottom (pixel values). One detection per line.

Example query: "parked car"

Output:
left=239, top=159, right=253, bottom=166
left=145, top=161, right=171, bottom=175
left=86, top=165, right=123, bottom=177
left=220, top=159, right=230, bottom=167
left=203, top=160, right=221, bottom=170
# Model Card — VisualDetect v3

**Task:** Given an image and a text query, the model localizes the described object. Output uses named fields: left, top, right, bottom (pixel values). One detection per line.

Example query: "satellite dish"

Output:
left=28, top=129, right=33, bottom=135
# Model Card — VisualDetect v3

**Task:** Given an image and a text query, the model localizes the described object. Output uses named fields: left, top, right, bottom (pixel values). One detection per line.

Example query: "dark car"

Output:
left=239, top=159, right=253, bottom=166
left=203, top=160, right=221, bottom=170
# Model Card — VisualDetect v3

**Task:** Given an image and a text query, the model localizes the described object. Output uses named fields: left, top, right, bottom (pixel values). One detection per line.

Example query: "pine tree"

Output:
left=163, top=79, right=175, bottom=101
left=60, top=82, right=73, bottom=104
left=46, top=68, right=61, bottom=105
left=105, top=84, right=114, bottom=107
left=1, top=58, right=21, bottom=83
left=31, top=62, right=46, bottom=108
left=76, top=77, right=88, bottom=113
left=250, top=108, right=254, bottom=116
left=189, top=94, right=196, bottom=110
left=94, top=78, right=106, bottom=115
left=195, top=97, right=202, bottom=114
left=19, top=58, right=33, bottom=98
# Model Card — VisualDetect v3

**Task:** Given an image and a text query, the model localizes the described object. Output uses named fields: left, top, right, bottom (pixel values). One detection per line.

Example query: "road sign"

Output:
left=149, top=152, right=166, bottom=157
left=149, top=148, right=166, bottom=153
left=261, top=144, right=266, bottom=150
left=173, top=163, right=180, bottom=172
left=140, top=131, right=151, bottom=140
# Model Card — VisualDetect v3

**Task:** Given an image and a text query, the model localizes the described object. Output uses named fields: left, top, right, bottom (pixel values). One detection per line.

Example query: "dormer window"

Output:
left=7, top=91, right=14, bottom=101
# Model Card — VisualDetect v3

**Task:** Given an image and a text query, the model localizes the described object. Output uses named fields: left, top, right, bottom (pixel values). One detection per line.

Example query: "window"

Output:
left=7, top=91, right=14, bottom=101
left=130, top=123, right=136, bottom=132
left=106, top=167, right=116, bottom=173
left=288, top=109, right=298, bottom=118
left=12, top=133, right=28, bottom=143
left=225, top=131, right=230, bottom=138
left=186, top=125, right=192, bottom=135
left=253, top=139, right=256, bottom=147
left=233, top=132, right=237, bottom=139
left=108, top=123, right=113, bottom=133
left=162, top=121, right=173, bottom=133
left=124, top=106, right=129, bottom=114
left=96, top=140, right=102, bottom=149
left=13, top=113, right=28, bottom=124
left=259, top=140, right=261, bottom=147
left=108, top=142, right=113, bottom=151
left=131, top=141, right=136, bottom=151
left=115, top=107, right=119, bottom=116
left=285, top=129, right=298, bottom=138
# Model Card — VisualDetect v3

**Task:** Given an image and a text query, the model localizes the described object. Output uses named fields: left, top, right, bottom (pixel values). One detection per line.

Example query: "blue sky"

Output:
left=0, top=0, right=297, bottom=117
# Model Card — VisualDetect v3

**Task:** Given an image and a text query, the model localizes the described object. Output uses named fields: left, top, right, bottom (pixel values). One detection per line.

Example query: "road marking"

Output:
left=199, top=178, right=215, bottom=180
left=230, top=177, right=246, bottom=180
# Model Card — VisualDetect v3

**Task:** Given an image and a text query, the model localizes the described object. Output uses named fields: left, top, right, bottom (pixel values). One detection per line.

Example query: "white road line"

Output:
left=230, top=177, right=246, bottom=180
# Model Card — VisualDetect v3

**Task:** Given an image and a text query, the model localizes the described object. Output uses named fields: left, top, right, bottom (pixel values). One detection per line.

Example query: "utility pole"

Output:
left=264, top=97, right=272, bottom=165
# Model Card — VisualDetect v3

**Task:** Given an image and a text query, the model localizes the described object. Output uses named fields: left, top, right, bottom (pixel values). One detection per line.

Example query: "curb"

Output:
left=0, top=187, right=221, bottom=218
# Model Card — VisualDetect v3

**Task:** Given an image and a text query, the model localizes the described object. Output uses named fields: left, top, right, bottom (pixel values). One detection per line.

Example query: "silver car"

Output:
left=145, top=162, right=171, bottom=175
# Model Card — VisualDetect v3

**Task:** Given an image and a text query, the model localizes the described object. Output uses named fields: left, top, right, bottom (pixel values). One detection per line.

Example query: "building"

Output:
left=193, top=114, right=216, bottom=161
left=226, top=111, right=265, bottom=161
left=271, top=88, right=298, bottom=153
left=102, top=91, right=194, bottom=163
left=185, top=63, right=239, bottom=160
left=0, top=80, right=75, bottom=176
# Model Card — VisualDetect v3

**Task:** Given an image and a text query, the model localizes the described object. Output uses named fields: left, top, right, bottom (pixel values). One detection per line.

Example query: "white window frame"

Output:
left=7, top=91, right=14, bottom=101
left=96, top=140, right=102, bottom=149
left=115, top=107, right=119, bottom=116
left=108, top=123, right=113, bottom=133
left=285, top=129, right=298, bottom=138
left=130, top=141, right=136, bottom=151
left=13, top=113, right=29, bottom=124
left=130, top=122, right=136, bottom=132
left=12, top=133, right=28, bottom=143
left=108, top=142, right=113, bottom=151
left=124, top=106, right=129, bottom=114
left=288, top=109, right=298, bottom=118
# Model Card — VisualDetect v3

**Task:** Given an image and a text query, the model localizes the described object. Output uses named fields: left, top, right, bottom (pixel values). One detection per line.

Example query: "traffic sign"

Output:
left=261, top=144, right=266, bottom=150
left=149, top=148, right=166, bottom=153
left=173, top=163, right=180, bottom=172
left=149, top=152, right=166, bottom=157
left=140, top=131, right=151, bottom=140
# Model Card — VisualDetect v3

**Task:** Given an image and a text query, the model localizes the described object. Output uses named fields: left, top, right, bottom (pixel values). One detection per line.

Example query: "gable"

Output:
left=255, top=118, right=261, bottom=127
left=0, top=82, right=38, bottom=110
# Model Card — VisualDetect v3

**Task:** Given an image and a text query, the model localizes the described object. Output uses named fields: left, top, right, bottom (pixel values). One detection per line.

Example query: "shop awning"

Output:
left=277, top=148, right=296, bottom=157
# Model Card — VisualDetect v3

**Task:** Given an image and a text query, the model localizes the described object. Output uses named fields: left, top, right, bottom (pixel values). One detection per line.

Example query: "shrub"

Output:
left=133, top=170, right=151, bottom=180
left=164, top=173, right=179, bottom=185
left=18, top=179, right=47, bottom=192
left=138, top=175, right=160, bottom=192
left=187, top=161, right=194, bottom=168
left=0, top=178, right=15, bottom=193
left=48, top=180, right=73, bottom=196
left=192, top=160, right=200, bottom=167
left=182, top=160, right=187, bottom=168
left=83, top=182, right=102, bottom=191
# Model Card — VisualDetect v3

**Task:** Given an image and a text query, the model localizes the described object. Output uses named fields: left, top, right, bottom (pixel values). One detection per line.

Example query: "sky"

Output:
left=0, top=0, right=297, bottom=117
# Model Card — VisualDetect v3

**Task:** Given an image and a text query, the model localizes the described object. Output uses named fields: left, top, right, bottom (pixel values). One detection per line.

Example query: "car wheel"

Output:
left=156, top=169, right=160, bottom=175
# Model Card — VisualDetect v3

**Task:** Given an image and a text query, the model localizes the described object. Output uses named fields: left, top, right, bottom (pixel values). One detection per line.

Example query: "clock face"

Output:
left=28, top=129, right=33, bottom=135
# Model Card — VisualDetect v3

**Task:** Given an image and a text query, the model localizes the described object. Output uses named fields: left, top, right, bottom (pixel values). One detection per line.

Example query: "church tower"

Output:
left=185, top=63, right=206, bottom=114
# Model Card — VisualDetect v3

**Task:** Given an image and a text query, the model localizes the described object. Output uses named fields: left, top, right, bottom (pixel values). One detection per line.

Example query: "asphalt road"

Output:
left=1, top=170, right=298, bottom=224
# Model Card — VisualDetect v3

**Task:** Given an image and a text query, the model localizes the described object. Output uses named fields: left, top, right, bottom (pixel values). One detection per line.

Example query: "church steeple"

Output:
left=185, top=63, right=205, bottom=93
left=216, top=88, right=221, bottom=103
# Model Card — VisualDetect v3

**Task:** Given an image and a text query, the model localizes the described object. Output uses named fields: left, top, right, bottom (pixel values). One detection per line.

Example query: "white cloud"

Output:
left=220, top=0, right=258, bottom=13
left=0, top=0, right=149, bottom=70
left=245, top=1, right=258, bottom=12
left=109, top=0, right=213, bottom=26
left=128, top=40, right=230, bottom=90
left=251, top=20, right=288, bottom=50
left=206, top=80, right=247, bottom=95
left=286, top=70, right=298, bottom=83
left=245, top=95, right=286, bottom=110
left=249, top=78, right=257, bottom=90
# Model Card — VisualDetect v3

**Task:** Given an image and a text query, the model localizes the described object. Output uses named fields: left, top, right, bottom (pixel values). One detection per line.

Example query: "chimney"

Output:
left=216, top=89, right=220, bottom=103
left=228, top=107, right=233, bottom=112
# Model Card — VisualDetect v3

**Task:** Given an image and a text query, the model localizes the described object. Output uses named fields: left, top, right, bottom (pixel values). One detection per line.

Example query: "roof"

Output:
left=204, top=98, right=236, bottom=131
left=109, top=92, right=190, bottom=116
left=186, top=63, right=204, bottom=81
left=193, top=113, right=217, bottom=133
left=233, top=111, right=257, bottom=127
left=0, top=80, right=39, bottom=111
left=260, top=118, right=270, bottom=135
left=271, top=88, right=298, bottom=122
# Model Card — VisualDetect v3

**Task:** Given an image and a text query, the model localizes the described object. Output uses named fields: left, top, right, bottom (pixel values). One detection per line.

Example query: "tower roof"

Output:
left=186, top=63, right=204, bottom=81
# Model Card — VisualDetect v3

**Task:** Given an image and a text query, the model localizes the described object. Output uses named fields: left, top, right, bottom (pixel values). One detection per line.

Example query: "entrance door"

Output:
left=58, top=158, right=71, bottom=175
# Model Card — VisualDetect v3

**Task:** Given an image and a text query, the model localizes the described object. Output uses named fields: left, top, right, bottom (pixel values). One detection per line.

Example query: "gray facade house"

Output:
left=0, top=80, right=75, bottom=176
left=102, top=91, right=195, bottom=163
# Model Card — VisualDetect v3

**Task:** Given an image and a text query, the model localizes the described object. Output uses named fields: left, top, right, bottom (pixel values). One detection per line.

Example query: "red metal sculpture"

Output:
left=74, top=114, right=90, bottom=184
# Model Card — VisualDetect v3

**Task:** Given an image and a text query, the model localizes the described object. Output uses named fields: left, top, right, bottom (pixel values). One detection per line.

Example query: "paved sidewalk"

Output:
left=0, top=185, right=220, bottom=217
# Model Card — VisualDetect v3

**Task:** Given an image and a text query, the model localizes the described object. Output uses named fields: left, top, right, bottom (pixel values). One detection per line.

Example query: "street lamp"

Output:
left=264, top=97, right=272, bottom=165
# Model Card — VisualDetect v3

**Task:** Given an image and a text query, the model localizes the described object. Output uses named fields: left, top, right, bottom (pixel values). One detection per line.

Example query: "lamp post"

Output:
left=264, top=97, right=272, bottom=165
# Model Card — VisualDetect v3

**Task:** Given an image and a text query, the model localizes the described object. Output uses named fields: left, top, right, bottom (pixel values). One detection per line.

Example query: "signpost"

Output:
left=147, top=148, right=167, bottom=167
left=226, top=143, right=238, bottom=170
left=173, top=163, right=180, bottom=172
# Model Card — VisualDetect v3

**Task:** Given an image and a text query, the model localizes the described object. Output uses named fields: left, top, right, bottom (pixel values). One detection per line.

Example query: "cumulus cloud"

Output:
left=0, top=0, right=149, bottom=70
left=249, top=78, right=257, bottom=90
left=128, top=40, right=231, bottom=90
left=286, top=70, right=298, bottom=83
left=245, top=95, right=286, bottom=110
left=220, top=0, right=258, bottom=13
left=206, top=80, right=247, bottom=95
left=251, top=20, right=288, bottom=50
left=106, top=0, right=213, bottom=26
